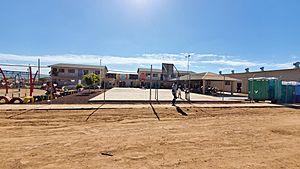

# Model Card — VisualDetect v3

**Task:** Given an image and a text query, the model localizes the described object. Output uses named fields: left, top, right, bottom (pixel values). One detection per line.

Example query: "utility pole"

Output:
left=150, top=65, right=153, bottom=101
left=37, top=58, right=40, bottom=82
left=219, top=71, right=225, bottom=102
left=186, top=54, right=191, bottom=101
left=186, top=54, right=191, bottom=89
left=99, top=58, right=102, bottom=88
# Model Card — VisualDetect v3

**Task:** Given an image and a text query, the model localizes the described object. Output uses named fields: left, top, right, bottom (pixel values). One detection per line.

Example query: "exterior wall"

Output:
left=138, top=71, right=162, bottom=81
left=180, top=80, right=238, bottom=93
left=210, top=81, right=238, bottom=93
left=51, top=66, right=107, bottom=87
left=106, top=72, right=139, bottom=88
left=225, top=69, right=300, bottom=93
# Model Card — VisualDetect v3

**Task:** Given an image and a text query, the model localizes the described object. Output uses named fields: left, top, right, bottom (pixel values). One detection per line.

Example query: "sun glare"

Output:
left=129, top=0, right=152, bottom=8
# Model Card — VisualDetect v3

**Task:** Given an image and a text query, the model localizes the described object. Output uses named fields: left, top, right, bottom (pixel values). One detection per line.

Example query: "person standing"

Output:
left=172, top=82, right=178, bottom=106
left=177, top=85, right=182, bottom=99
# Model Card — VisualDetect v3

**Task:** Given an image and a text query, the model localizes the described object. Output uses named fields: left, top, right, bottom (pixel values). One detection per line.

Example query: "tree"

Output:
left=83, top=73, right=99, bottom=87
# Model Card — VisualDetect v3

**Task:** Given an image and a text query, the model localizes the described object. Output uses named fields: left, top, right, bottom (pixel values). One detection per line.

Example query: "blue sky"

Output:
left=0, top=0, right=299, bottom=74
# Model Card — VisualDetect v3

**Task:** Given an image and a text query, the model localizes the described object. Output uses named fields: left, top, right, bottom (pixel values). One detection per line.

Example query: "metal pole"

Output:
left=104, top=80, right=106, bottom=103
left=154, top=80, right=157, bottom=100
left=38, top=58, right=40, bottom=82
left=222, top=75, right=225, bottom=102
left=186, top=54, right=191, bottom=101
left=149, top=65, right=153, bottom=101
left=187, top=55, right=191, bottom=92
left=251, top=74, right=256, bottom=103
left=18, top=74, right=21, bottom=97
left=50, top=66, right=53, bottom=100
left=156, top=80, right=159, bottom=101
left=99, top=58, right=102, bottom=89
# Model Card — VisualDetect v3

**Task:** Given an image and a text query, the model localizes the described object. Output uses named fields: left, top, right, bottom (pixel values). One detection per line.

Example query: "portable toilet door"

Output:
left=281, top=82, right=296, bottom=103
left=295, top=84, right=300, bottom=103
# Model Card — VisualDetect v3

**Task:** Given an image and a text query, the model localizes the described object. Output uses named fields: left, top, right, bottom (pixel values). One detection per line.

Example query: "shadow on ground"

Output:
left=175, top=106, right=188, bottom=116
left=150, top=103, right=160, bottom=121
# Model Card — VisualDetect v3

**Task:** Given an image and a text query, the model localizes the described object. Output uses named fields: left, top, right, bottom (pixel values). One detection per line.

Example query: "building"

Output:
left=225, top=66, right=300, bottom=93
left=105, top=71, right=139, bottom=88
left=137, top=67, right=194, bottom=88
left=49, top=63, right=108, bottom=87
left=175, top=72, right=241, bottom=94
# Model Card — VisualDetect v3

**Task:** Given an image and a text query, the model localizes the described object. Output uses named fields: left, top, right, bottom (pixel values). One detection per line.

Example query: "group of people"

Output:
left=171, top=82, right=190, bottom=106
left=43, top=82, right=61, bottom=99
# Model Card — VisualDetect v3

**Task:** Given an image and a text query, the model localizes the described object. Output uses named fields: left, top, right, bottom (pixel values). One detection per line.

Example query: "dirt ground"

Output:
left=0, top=106, right=299, bottom=169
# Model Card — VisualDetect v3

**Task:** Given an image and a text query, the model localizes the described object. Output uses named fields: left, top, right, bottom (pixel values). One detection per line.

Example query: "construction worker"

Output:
left=172, top=82, right=178, bottom=106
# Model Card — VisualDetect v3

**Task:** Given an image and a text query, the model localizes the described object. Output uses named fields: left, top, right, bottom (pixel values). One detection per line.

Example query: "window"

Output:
left=153, top=74, right=158, bottom=77
left=106, top=73, right=116, bottom=78
left=52, top=68, right=58, bottom=76
left=59, top=69, right=64, bottom=73
left=83, top=70, right=89, bottom=75
left=95, top=70, right=100, bottom=75
left=225, top=81, right=231, bottom=85
left=129, top=74, right=138, bottom=80
left=68, top=69, right=75, bottom=73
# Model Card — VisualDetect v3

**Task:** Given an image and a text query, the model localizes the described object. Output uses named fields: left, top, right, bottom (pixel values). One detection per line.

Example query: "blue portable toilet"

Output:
left=296, top=84, right=300, bottom=103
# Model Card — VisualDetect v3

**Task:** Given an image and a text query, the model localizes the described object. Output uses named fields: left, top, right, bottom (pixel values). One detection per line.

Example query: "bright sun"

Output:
left=129, top=0, right=151, bottom=7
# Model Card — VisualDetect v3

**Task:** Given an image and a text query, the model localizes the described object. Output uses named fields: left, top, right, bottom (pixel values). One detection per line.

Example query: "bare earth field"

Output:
left=0, top=106, right=299, bottom=169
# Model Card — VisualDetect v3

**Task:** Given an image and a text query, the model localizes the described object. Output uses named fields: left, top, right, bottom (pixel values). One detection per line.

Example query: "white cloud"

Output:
left=200, top=59, right=258, bottom=67
left=219, top=67, right=234, bottom=71
left=0, top=53, right=187, bottom=67
left=291, top=55, right=298, bottom=59
left=0, top=53, right=296, bottom=73
left=271, top=62, right=294, bottom=69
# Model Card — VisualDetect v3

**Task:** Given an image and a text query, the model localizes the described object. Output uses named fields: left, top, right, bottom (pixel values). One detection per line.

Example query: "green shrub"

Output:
left=76, top=84, right=84, bottom=90
left=83, top=73, right=100, bottom=87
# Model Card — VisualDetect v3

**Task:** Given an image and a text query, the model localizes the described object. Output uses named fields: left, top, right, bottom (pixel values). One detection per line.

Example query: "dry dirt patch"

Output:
left=0, top=107, right=299, bottom=169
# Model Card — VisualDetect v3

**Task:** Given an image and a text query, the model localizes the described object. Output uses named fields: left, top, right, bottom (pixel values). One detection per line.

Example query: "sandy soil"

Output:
left=0, top=106, right=299, bottom=169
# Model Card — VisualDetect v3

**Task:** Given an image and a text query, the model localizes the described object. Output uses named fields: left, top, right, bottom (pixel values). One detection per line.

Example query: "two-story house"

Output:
left=49, top=63, right=108, bottom=87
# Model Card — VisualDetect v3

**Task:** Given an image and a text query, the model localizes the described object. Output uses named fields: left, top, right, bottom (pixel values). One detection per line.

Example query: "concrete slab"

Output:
left=89, top=88, right=247, bottom=102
